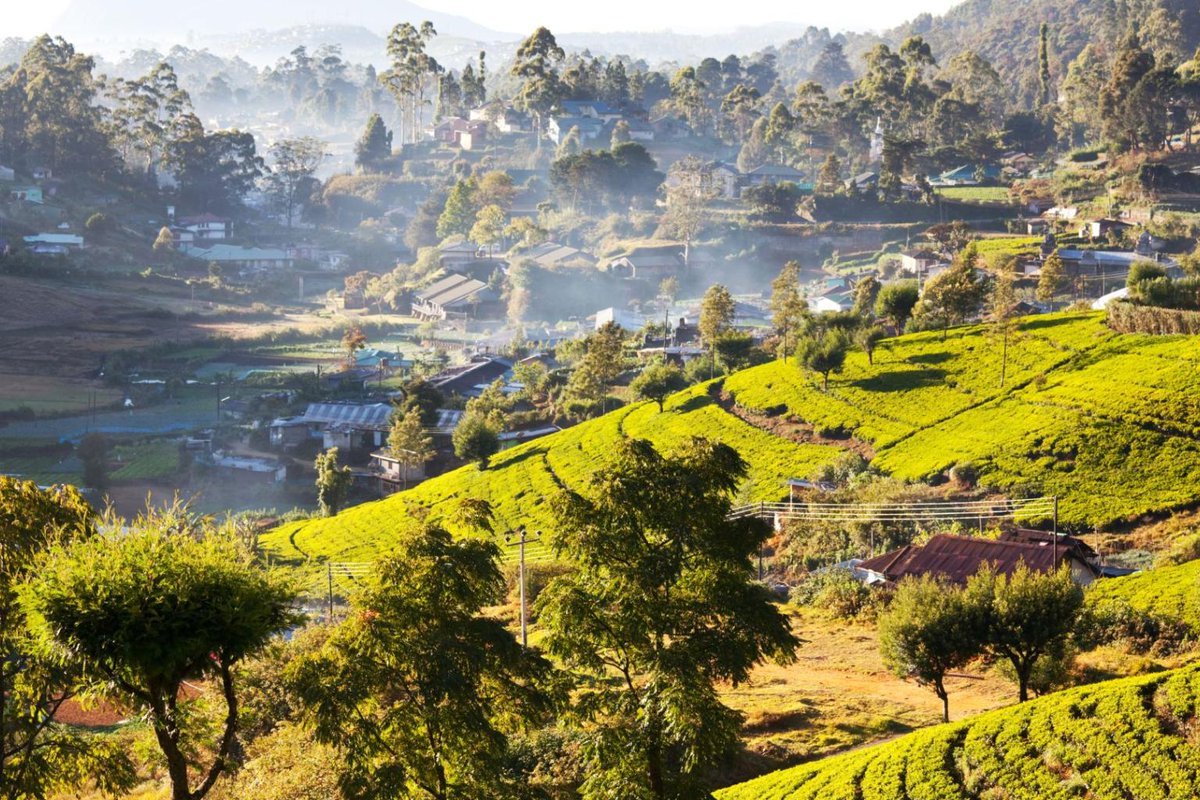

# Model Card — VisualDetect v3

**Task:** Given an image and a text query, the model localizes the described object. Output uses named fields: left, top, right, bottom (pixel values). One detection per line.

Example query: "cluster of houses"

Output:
left=431, top=99, right=672, bottom=152
left=263, top=352, right=558, bottom=495
left=666, top=160, right=810, bottom=200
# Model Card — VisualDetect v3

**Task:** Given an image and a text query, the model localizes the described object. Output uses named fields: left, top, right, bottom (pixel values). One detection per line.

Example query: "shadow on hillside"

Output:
left=908, top=351, right=954, bottom=365
left=674, top=394, right=714, bottom=414
left=493, top=446, right=549, bottom=469
left=1020, top=315, right=1087, bottom=333
left=852, top=368, right=946, bottom=392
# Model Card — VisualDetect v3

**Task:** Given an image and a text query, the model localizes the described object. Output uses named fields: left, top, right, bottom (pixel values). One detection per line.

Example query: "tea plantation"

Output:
left=716, top=664, right=1200, bottom=800
left=262, top=311, right=1200, bottom=563
left=261, top=382, right=845, bottom=563
left=726, top=312, right=1200, bottom=528
left=1088, top=558, right=1200, bottom=632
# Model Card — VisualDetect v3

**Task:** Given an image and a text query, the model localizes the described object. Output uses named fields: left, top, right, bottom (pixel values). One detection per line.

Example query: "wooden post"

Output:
left=327, top=563, right=334, bottom=624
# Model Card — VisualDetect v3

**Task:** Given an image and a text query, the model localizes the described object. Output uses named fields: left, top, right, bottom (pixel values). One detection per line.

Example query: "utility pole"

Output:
left=327, top=563, right=334, bottom=624
left=505, top=527, right=542, bottom=648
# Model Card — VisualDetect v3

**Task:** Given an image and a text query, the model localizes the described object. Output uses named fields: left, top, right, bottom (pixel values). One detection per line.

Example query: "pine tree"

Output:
left=354, top=113, right=392, bottom=172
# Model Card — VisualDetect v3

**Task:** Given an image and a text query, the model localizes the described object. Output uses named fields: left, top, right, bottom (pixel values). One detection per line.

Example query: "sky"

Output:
left=6, top=0, right=962, bottom=38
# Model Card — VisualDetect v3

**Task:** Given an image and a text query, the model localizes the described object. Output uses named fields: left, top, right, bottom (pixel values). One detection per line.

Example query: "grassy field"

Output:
left=726, top=313, right=1200, bottom=529
left=261, top=383, right=846, bottom=563
left=110, top=439, right=183, bottom=481
left=716, top=663, right=1200, bottom=799
left=721, top=608, right=1012, bottom=785
left=934, top=186, right=1014, bottom=203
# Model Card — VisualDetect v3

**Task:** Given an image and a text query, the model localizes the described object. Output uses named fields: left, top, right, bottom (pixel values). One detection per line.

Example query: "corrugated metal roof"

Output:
left=415, top=272, right=472, bottom=301
left=858, top=534, right=1095, bottom=585
left=302, top=402, right=393, bottom=429
left=425, top=277, right=489, bottom=308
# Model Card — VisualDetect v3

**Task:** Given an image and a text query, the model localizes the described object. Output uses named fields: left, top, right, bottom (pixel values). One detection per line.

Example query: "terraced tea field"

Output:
left=717, top=664, right=1200, bottom=800
left=262, top=383, right=845, bottom=562
left=263, top=312, right=1200, bottom=563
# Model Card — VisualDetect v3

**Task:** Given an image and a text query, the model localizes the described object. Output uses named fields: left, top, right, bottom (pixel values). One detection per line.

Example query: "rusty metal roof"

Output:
left=858, top=534, right=1095, bottom=585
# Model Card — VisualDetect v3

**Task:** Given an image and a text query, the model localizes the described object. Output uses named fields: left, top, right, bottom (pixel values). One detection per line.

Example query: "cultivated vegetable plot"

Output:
left=717, top=665, right=1200, bottom=800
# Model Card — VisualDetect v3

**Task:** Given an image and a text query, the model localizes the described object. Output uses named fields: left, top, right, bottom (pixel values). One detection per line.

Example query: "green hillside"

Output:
left=1089, top=560, right=1200, bottom=633
left=262, top=382, right=845, bottom=562
left=725, top=313, right=1200, bottom=528
left=262, top=312, right=1200, bottom=563
left=716, top=664, right=1200, bottom=800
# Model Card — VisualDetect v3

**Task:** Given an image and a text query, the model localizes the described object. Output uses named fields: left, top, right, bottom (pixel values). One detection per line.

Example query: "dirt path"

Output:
left=708, top=379, right=876, bottom=460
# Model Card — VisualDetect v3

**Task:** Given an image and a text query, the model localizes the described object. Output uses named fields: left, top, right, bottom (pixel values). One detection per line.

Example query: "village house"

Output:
left=433, top=117, right=488, bottom=149
left=856, top=532, right=1101, bottom=588
left=429, top=356, right=513, bottom=397
left=183, top=244, right=294, bottom=271
left=899, top=249, right=944, bottom=275
left=369, top=449, right=426, bottom=494
left=411, top=272, right=499, bottom=321
left=548, top=115, right=606, bottom=145
left=269, top=402, right=394, bottom=452
left=468, top=105, right=530, bottom=133
left=608, top=250, right=683, bottom=281
left=0, top=164, right=14, bottom=181
left=521, top=241, right=598, bottom=270
left=176, top=213, right=232, bottom=241
left=1081, top=218, right=1134, bottom=240
left=9, top=186, right=44, bottom=204
left=743, top=163, right=807, bottom=187
left=24, top=233, right=84, bottom=252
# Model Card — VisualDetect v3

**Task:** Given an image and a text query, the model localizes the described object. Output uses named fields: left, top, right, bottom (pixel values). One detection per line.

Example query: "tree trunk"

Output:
left=647, top=740, right=667, bottom=799
left=935, top=679, right=949, bottom=723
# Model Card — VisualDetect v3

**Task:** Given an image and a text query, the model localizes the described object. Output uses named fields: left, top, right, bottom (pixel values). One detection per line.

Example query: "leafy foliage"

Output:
left=537, top=437, right=798, bottom=799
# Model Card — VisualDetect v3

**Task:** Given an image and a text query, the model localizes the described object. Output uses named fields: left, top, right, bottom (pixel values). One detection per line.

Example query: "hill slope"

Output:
left=1089, top=559, right=1200, bottom=632
left=263, top=381, right=845, bottom=563
left=262, top=312, right=1200, bottom=563
left=716, top=663, right=1200, bottom=799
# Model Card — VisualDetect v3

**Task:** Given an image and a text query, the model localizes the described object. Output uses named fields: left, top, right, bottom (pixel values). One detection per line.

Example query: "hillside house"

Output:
left=177, top=213, right=231, bottom=241
left=24, top=233, right=83, bottom=250
left=857, top=532, right=1100, bottom=588
left=411, top=272, right=499, bottom=321
left=433, top=117, right=488, bottom=148
left=522, top=241, right=598, bottom=269
left=369, top=449, right=426, bottom=494
left=469, top=105, right=530, bottom=133
left=270, top=402, right=393, bottom=452
left=899, top=249, right=944, bottom=275
left=429, top=356, right=512, bottom=397
left=9, top=186, right=44, bottom=204
left=607, top=250, right=683, bottom=280
left=0, top=165, right=14, bottom=181
left=184, top=244, right=294, bottom=270
left=1081, top=218, right=1134, bottom=240
left=548, top=115, right=606, bottom=145
left=560, top=100, right=624, bottom=121
left=744, top=163, right=807, bottom=187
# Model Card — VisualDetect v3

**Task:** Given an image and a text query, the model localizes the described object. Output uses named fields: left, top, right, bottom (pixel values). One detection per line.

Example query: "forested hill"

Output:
left=716, top=663, right=1200, bottom=799
left=769, top=0, right=1200, bottom=109
left=883, top=0, right=1200, bottom=106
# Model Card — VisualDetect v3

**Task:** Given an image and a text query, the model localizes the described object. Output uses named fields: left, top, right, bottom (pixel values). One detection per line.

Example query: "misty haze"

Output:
left=0, top=0, right=1199, bottom=798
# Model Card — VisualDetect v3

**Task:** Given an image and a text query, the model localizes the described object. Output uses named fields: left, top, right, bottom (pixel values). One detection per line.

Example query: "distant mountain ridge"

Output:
left=50, top=0, right=512, bottom=46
